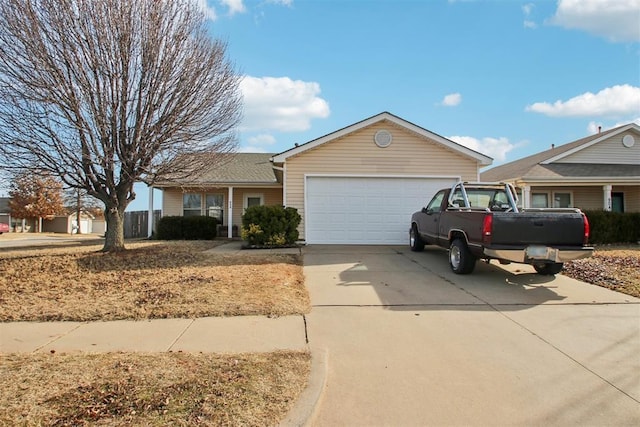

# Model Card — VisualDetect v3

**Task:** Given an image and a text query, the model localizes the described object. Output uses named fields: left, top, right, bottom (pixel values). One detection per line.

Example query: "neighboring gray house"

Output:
left=481, top=123, right=640, bottom=212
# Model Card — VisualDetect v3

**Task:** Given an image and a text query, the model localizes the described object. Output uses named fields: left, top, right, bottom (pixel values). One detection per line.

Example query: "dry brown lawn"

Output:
left=563, top=246, right=640, bottom=298
left=0, top=240, right=310, bottom=321
left=0, top=350, right=310, bottom=426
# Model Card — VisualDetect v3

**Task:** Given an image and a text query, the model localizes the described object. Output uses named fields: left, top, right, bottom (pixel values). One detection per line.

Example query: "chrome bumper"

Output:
left=484, top=246, right=594, bottom=264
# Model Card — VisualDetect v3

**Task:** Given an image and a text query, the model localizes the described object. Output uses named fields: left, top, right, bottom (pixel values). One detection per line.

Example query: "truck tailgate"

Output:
left=491, top=211, right=585, bottom=247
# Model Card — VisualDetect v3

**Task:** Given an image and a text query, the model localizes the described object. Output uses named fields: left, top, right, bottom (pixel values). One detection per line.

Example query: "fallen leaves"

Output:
left=563, top=248, right=640, bottom=298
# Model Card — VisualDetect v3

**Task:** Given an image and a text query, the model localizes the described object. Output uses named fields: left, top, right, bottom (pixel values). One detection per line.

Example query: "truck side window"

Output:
left=426, top=190, right=446, bottom=213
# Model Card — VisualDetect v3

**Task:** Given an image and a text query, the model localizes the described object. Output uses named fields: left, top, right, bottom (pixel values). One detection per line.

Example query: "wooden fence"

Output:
left=124, top=210, right=161, bottom=238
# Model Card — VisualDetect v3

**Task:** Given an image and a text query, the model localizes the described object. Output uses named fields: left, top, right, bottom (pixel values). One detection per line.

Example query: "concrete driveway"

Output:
left=303, top=245, right=640, bottom=426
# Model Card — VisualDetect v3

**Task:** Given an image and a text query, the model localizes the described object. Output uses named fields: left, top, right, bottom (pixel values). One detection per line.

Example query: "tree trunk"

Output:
left=103, top=208, right=125, bottom=252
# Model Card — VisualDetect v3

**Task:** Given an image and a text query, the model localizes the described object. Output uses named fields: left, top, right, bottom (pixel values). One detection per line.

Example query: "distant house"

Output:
left=0, top=197, right=37, bottom=232
left=481, top=123, right=640, bottom=213
left=154, top=112, right=492, bottom=244
left=41, top=210, right=96, bottom=234
left=0, top=198, right=10, bottom=227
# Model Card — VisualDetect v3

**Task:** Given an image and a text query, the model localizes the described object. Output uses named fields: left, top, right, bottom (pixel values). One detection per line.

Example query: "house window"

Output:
left=553, top=192, right=572, bottom=208
left=183, top=193, right=202, bottom=217
left=244, top=193, right=264, bottom=210
left=206, top=194, right=224, bottom=224
left=531, top=193, right=548, bottom=208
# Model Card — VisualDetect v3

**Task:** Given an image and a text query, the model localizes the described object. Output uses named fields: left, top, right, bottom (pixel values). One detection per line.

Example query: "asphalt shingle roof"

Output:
left=481, top=124, right=633, bottom=182
left=194, top=153, right=277, bottom=184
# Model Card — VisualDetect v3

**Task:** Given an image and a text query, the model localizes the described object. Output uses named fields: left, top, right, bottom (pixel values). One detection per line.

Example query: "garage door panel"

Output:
left=306, top=177, right=457, bottom=244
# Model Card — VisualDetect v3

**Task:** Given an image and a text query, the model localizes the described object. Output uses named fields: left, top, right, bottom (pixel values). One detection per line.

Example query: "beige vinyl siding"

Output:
left=232, top=187, right=283, bottom=228
left=285, top=121, right=480, bottom=240
left=529, top=185, right=640, bottom=212
left=163, top=189, right=183, bottom=216
left=162, top=187, right=283, bottom=226
left=560, top=131, right=640, bottom=165
left=617, top=185, right=640, bottom=212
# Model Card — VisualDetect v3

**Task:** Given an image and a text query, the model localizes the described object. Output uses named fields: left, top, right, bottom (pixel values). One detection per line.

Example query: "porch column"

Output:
left=147, top=185, right=154, bottom=238
left=228, top=186, right=233, bottom=239
left=603, top=185, right=612, bottom=211
left=522, top=185, right=531, bottom=209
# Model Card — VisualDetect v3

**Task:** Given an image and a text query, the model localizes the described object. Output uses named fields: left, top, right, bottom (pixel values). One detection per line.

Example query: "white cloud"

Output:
left=247, top=133, right=276, bottom=145
left=240, top=76, right=330, bottom=132
left=441, top=93, right=462, bottom=107
left=522, top=3, right=537, bottom=28
left=220, top=0, right=246, bottom=15
left=195, top=0, right=217, bottom=20
left=525, top=84, right=640, bottom=117
left=238, top=145, right=268, bottom=153
left=448, top=135, right=515, bottom=162
left=267, top=0, right=293, bottom=6
left=549, top=0, right=640, bottom=42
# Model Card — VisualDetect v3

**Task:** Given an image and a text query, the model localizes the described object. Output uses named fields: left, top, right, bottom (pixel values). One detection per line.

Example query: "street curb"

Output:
left=280, top=347, right=328, bottom=427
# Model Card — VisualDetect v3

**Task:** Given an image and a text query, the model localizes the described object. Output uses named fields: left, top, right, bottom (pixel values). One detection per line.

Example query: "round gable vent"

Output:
left=622, top=134, right=635, bottom=148
left=374, top=130, right=392, bottom=148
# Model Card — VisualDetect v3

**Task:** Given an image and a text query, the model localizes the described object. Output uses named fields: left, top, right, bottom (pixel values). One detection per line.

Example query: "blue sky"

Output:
left=129, top=0, right=640, bottom=211
left=5, top=1, right=638, bottom=210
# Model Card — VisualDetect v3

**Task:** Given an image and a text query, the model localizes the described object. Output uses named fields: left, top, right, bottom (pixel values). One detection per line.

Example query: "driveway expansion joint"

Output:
left=167, top=318, right=195, bottom=352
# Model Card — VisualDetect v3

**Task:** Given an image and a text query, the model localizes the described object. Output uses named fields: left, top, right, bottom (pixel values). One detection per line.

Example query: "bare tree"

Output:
left=0, top=0, right=242, bottom=251
left=9, top=172, right=64, bottom=232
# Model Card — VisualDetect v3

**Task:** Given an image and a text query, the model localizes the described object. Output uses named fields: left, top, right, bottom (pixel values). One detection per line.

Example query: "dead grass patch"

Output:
left=0, top=241, right=310, bottom=321
left=563, top=246, right=640, bottom=298
left=0, top=350, right=310, bottom=426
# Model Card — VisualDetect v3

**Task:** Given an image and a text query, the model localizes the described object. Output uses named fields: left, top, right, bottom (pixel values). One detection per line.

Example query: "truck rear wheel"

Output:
left=410, top=224, right=425, bottom=252
left=449, top=239, right=476, bottom=274
left=533, top=262, right=563, bottom=275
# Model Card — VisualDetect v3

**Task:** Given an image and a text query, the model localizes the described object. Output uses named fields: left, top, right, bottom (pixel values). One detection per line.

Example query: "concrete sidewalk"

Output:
left=0, top=315, right=308, bottom=354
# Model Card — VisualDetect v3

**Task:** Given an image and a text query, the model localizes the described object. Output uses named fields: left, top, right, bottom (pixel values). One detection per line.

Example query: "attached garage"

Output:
left=305, top=176, right=458, bottom=244
left=271, top=112, right=493, bottom=245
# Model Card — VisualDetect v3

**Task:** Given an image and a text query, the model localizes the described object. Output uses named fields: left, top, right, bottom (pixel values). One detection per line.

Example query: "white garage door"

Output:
left=306, top=176, right=457, bottom=244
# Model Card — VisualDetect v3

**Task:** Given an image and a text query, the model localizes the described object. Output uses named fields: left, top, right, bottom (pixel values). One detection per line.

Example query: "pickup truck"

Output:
left=410, top=182, right=593, bottom=275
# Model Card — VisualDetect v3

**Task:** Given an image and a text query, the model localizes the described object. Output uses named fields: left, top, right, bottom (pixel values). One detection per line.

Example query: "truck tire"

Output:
left=449, top=239, right=476, bottom=274
left=533, top=262, right=563, bottom=275
left=410, top=224, right=425, bottom=252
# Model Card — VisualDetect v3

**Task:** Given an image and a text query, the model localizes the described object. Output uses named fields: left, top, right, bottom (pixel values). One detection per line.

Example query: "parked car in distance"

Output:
left=0, top=222, right=9, bottom=234
left=410, top=182, right=593, bottom=275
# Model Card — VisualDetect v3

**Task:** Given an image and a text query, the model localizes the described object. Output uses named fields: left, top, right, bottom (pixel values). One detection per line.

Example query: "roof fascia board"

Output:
left=520, top=176, right=640, bottom=184
left=541, top=124, right=640, bottom=165
left=271, top=112, right=493, bottom=165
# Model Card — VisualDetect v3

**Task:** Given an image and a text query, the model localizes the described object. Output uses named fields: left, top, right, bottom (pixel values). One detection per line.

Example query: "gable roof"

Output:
left=155, top=153, right=278, bottom=187
left=481, top=123, right=640, bottom=182
left=271, top=111, right=493, bottom=166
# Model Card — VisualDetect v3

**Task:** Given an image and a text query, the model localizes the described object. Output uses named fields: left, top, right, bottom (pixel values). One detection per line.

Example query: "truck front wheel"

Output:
left=533, top=262, right=563, bottom=275
left=449, top=239, right=476, bottom=274
left=410, top=224, right=425, bottom=252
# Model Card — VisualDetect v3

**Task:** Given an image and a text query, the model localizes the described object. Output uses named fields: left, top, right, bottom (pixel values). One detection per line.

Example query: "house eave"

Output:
left=271, top=111, right=493, bottom=166
left=517, top=176, right=640, bottom=186
left=153, top=181, right=281, bottom=189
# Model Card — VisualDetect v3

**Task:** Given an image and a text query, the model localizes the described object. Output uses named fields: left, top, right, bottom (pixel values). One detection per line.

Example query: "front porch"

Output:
left=155, top=186, right=283, bottom=238
left=518, top=183, right=640, bottom=212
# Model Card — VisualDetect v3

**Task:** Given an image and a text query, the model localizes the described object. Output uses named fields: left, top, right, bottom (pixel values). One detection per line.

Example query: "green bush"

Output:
left=156, top=216, right=217, bottom=240
left=241, top=205, right=300, bottom=247
left=583, top=210, right=640, bottom=244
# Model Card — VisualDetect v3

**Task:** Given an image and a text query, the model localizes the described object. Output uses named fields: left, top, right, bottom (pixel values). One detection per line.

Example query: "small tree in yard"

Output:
left=9, top=172, right=64, bottom=232
left=0, top=0, right=241, bottom=251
